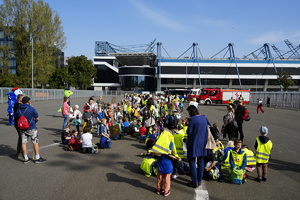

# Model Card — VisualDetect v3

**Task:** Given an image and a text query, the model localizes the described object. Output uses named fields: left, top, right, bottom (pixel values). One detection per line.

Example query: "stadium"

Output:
left=93, top=40, right=300, bottom=92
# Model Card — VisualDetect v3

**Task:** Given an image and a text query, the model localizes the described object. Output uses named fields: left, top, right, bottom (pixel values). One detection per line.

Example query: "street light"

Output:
left=31, top=34, right=34, bottom=89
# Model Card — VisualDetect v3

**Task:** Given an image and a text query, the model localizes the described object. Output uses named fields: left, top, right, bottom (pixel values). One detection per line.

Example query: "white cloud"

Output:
left=249, top=31, right=300, bottom=45
left=129, top=0, right=189, bottom=32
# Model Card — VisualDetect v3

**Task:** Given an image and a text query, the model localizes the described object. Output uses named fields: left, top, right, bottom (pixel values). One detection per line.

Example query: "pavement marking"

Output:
left=195, top=187, right=209, bottom=200
left=183, top=142, right=210, bottom=200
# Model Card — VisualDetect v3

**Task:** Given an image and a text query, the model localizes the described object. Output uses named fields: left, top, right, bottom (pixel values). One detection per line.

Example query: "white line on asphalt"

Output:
left=183, top=143, right=210, bottom=200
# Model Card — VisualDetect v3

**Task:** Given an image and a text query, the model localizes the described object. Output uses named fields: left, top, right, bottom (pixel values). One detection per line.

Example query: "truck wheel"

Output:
left=205, top=100, right=211, bottom=105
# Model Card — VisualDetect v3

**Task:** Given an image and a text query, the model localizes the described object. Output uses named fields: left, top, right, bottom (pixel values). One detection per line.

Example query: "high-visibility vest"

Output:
left=127, top=106, right=132, bottom=114
left=140, top=156, right=156, bottom=177
left=243, top=148, right=256, bottom=166
left=173, top=130, right=185, bottom=158
left=222, top=151, right=231, bottom=169
left=141, top=99, right=147, bottom=105
left=149, top=130, right=178, bottom=157
left=230, top=150, right=247, bottom=168
left=183, top=125, right=188, bottom=140
left=255, top=137, right=273, bottom=163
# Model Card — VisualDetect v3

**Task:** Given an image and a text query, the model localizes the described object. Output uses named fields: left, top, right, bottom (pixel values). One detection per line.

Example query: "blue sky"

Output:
left=42, top=0, right=300, bottom=60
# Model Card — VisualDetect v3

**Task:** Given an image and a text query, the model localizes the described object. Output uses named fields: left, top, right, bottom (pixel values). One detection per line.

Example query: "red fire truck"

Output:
left=188, top=88, right=250, bottom=105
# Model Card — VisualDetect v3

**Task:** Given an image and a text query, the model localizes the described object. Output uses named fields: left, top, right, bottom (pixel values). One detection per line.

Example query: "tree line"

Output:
left=0, top=0, right=96, bottom=89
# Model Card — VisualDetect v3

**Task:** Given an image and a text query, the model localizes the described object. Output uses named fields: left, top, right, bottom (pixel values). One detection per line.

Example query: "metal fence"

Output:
left=2, top=87, right=300, bottom=109
left=250, top=91, right=300, bottom=109
left=0, top=87, right=128, bottom=104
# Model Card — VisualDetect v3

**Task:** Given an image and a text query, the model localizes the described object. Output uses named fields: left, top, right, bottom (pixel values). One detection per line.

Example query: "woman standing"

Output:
left=62, top=97, right=70, bottom=130
left=222, top=105, right=236, bottom=140
left=186, top=105, right=210, bottom=188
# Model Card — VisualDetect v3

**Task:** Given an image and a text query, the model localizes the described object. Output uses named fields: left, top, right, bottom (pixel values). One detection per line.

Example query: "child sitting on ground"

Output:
left=81, top=126, right=93, bottom=153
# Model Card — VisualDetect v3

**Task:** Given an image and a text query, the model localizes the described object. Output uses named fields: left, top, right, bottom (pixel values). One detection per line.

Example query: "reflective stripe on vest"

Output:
left=149, top=130, right=178, bottom=156
left=255, top=137, right=273, bottom=163
left=222, top=151, right=231, bottom=169
left=243, top=148, right=256, bottom=166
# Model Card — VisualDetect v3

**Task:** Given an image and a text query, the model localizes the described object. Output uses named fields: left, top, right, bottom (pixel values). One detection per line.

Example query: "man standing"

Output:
left=235, top=100, right=246, bottom=142
left=15, top=96, right=46, bottom=164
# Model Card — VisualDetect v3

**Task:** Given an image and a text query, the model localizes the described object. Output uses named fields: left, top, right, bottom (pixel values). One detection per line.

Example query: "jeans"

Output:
left=188, top=156, right=205, bottom=184
left=62, top=115, right=69, bottom=130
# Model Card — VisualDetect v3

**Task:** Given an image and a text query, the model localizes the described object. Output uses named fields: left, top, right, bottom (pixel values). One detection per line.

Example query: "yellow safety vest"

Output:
left=222, top=150, right=231, bottom=169
left=183, top=125, right=188, bottom=140
left=255, top=137, right=273, bottom=163
left=141, top=99, right=147, bottom=105
left=149, top=130, right=178, bottom=157
left=230, top=150, right=247, bottom=168
left=140, top=157, right=156, bottom=177
left=173, top=130, right=185, bottom=158
left=127, top=106, right=132, bottom=114
left=243, top=148, right=256, bottom=166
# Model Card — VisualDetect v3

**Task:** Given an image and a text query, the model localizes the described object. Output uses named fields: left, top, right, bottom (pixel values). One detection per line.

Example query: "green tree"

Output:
left=0, top=0, right=66, bottom=88
left=276, top=70, right=295, bottom=91
left=48, top=67, right=69, bottom=89
left=67, top=55, right=97, bottom=90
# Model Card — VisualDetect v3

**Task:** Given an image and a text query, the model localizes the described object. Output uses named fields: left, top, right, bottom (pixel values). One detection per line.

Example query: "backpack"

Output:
left=17, top=108, right=30, bottom=130
left=242, top=108, right=251, bottom=121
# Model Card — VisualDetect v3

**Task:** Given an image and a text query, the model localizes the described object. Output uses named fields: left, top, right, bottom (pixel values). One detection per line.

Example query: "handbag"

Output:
left=231, top=119, right=238, bottom=129
left=206, top=125, right=217, bottom=150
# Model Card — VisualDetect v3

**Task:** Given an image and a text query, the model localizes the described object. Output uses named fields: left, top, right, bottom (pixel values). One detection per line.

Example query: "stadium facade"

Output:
left=93, top=41, right=300, bottom=92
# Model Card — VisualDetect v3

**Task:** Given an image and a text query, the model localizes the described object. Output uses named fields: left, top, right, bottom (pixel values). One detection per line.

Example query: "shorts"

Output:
left=21, top=129, right=39, bottom=144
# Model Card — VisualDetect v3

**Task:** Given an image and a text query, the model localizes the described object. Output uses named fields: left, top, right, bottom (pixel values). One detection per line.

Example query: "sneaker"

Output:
left=156, top=190, right=162, bottom=195
left=172, top=174, right=178, bottom=179
left=262, top=177, right=267, bottom=182
left=34, top=157, right=46, bottom=164
left=23, top=159, right=30, bottom=164
left=164, top=191, right=170, bottom=197
left=257, top=178, right=262, bottom=182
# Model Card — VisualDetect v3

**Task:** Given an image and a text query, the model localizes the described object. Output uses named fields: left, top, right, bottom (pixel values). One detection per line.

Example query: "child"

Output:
left=254, top=126, right=273, bottom=182
left=98, top=118, right=111, bottom=149
left=213, top=123, right=221, bottom=139
left=82, top=106, right=93, bottom=130
left=149, top=130, right=180, bottom=197
left=71, top=105, right=82, bottom=133
left=81, top=126, right=93, bottom=153
left=228, top=139, right=247, bottom=184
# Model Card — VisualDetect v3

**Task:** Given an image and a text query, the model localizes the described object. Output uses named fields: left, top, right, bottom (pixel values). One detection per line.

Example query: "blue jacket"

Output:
left=186, top=115, right=210, bottom=158
left=15, top=104, right=39, bottom=130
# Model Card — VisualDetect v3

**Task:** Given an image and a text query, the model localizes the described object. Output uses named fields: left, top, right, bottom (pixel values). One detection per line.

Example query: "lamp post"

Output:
left=31, top=34, right=34, bottom=89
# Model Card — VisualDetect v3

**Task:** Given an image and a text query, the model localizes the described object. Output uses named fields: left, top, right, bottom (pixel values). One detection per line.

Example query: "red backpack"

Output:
left=17, top=108, right=30, bottom=130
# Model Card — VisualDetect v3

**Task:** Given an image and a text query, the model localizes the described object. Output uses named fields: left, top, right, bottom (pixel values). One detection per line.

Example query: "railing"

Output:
left=0, top=88, right=130, bottom=104
left=250, top=91, right=300, bottom=109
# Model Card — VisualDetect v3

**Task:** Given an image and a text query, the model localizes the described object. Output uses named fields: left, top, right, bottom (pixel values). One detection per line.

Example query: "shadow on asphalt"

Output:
left=269, top=158, right=300, bottom=173
left=0, top=117, right=10, bottom=125
left=46, top=114, right=61, bottom=118
left=117, top=161, right=141, bottom=174
left=106, top=172, right=155, bottom=191
left=0, top=144, right=16, bottom=156
left=131, top=143, right=147, bottom=150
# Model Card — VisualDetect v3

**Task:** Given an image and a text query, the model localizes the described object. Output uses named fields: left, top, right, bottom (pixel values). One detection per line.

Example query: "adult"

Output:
left=235, top=100, right=246, bottom=142
left=222, top=105, right=236, bottom=140
left=257, top=98, right=265, bottom=113
left=186, top=105, right=210, bottom=188
left=13, top=94, right=24, bottom=157
left=267, top=96, right=270, bottom=107
left=61, top=97, right=70, bottom=131
left=189, top=97, right=198, bottom=108
left=15, top=96, right=46, bottom=164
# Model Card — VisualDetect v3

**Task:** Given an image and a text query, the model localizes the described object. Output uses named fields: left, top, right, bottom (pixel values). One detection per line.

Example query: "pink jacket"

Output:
left=62, top=102, right=69, bottom=116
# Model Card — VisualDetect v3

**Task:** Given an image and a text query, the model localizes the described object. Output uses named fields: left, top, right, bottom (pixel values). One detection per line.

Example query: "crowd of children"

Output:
left=61, top=93, right=273, bottom=197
